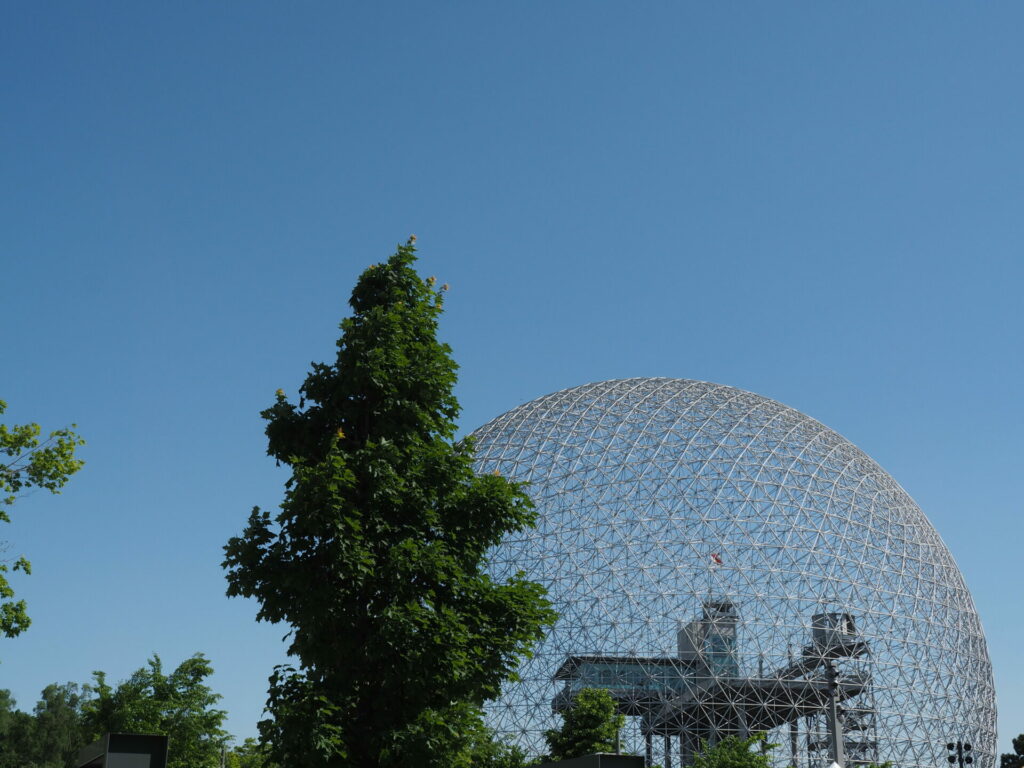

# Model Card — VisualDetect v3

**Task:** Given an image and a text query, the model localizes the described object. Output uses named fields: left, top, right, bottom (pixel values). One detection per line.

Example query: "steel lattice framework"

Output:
left=470, top=378, right=995, bottom=768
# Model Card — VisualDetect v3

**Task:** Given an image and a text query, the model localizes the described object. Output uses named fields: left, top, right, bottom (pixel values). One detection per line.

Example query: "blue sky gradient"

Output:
left=3, top=2, right=1022, bottom=748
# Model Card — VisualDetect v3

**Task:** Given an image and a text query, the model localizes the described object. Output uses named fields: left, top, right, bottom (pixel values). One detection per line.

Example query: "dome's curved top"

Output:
left=471, top=378, right=995, bottom=768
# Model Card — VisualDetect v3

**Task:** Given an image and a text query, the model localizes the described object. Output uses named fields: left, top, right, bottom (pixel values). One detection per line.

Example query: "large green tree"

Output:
left=0, top=400, right=84, bottom=638
left=81, top=653, right=229, bottom=768
left=543, top=688, right=625, bottom=762
left=223, top=239, right=555, bottom=767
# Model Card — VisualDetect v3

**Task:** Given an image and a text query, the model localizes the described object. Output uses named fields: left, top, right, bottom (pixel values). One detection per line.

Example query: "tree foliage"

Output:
left=28, top=684, right=85, bottom=768
left=226, top=737, right=277, bottom=768
left=543, top=687, right=625, bottom=762
left=0, top=654, right=238, bottom=768
left=448, top=703, right=531, bottom=768
left=689, top=735, right=775, bottom=768
left=1002, top=735, right=1024, bottom=768
left=81, top=654, right=229, bottom=768
left=223, top=239, right=556, bottom=767
left=0, top=684, right=85, bottom=768
left=0, top=690, right=42, bottom=768
left=0, top=399, right=84, bottom=638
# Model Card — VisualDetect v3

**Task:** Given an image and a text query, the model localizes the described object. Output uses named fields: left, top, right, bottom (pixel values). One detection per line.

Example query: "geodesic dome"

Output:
left=470, top=378, right=995, bottom=768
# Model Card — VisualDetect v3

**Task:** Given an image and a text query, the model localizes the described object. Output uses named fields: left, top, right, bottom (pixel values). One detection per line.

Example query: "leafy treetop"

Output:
left=226, top=738, right=277, bottom=768
left=1002, top=734, right=1024, bottom=768
left=0, top=653, right=236, bottom=768
left=81, top=653, right=229, bottom=768
left=689, top=735, right=776, bottom=768
left=543, top=687, right=625, bottom=762
left=0, top=683, right=84, bottom=768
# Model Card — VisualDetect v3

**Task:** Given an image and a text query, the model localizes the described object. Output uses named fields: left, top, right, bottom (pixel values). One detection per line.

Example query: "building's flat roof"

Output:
left=554, top=654, right=694, bottom=680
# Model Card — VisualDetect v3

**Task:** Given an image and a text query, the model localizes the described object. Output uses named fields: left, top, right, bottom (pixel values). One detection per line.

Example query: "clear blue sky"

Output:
left=3, top=1, right=1021, bottom=749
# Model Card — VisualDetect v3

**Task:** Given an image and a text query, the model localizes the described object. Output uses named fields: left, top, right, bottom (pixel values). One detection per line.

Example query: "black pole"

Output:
left=947, top=740, right=974, bottom=768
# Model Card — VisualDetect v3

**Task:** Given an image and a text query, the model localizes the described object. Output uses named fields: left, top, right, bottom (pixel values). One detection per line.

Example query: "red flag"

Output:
left=710, top=553, right=723, bottom=566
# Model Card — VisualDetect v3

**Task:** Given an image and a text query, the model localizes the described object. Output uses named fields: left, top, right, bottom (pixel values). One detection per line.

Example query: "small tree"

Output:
left=1002, top=735, right=1024, bottom=768
left=689, top=735, right=774, bottom=768
left=0, top=399, right=84, bottom=639
left=465, top=714, right=529, bottom=768
left=81, top=653, right=229, bottom=768
left=543, top=688, right=625, bottom=761
left=223, top=239, right=555, bottom=767
left=227, top=738, right=277, bottom=768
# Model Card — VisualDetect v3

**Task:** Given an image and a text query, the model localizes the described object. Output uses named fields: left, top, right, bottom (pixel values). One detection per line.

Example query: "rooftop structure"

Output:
left=471, top=378, right=995, bottom=768
left=554, top=600, right=872, bottom=767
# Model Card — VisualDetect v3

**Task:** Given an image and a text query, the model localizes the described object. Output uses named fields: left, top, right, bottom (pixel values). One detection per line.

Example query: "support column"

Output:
left=825, top=662, right=845, bottom=767
left=738, top=705, right=749, bottom=740
left=680, top=731, right=697, bottom=768
left=646, top=732, right=653, bottom=767
left=665, top=734, right=673, bottom=768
